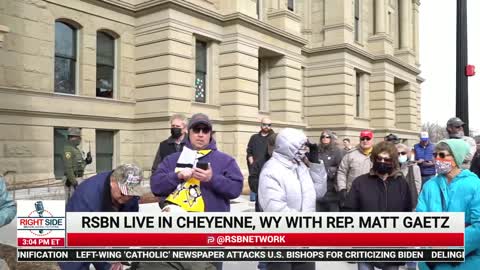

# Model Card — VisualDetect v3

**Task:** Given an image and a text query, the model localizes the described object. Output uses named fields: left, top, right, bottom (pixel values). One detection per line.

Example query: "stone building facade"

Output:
left=0, top=0, right=422, bottom=187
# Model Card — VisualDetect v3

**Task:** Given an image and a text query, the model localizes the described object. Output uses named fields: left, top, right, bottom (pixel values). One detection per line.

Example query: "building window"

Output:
left=354, top=0, right=360, bottom=42
left=96, top=32, right=115, bottom=98
left=54, top=21, right=77, bottom=94
left=195, top=40, right=207, bottom=103
left=258, top=58, right=269, bottom=112
left=53, top=128, right=68, bottom=179
left=301, top=67, right=305, bottom=118
left=287, top=0, right=294, bottom=11
left=96, top=130, right=114, bottom=173
left=257, top=0, right=260, bottom=19
left=397, top=0, right=402, bottom=48
left=355, top=71, right=363, bottom=117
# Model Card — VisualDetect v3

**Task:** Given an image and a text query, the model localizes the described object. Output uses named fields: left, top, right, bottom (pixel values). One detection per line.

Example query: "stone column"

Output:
left=413, top=0, right=420, bottom=65
left=394, top=83, right=418, bottom=130
left=268, top=57, right=302, bottom=123
left=375, top=0, right=386, bottom=34
left=323, top=0, right=353, bottom=45
left=399, top=0, right=411, bottom=50
left=369, top=72, right=395, bottom=128
left=368, top=0, right=393, bottom=55
left=134, top=27, right=193, bottom=117
left=218, top=40, right=259, bottom=119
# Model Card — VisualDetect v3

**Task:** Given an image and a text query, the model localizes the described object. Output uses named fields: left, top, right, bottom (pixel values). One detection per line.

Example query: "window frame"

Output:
left=194, top=39, right=208, bottom=103
left=355, top=71, right=363, bottom=118
left=96, top=31, right=116, bottom=99
left=54, top=21, right=78, bottom=95
left=258, top=58, right=270, bottom=112
left=53, top=127, right=68, bottom=179
left=287, top=0, right=295, bottom=12
left=354, top=0, right=361, bottom=42
left=95, top=130, right=115, bottom=173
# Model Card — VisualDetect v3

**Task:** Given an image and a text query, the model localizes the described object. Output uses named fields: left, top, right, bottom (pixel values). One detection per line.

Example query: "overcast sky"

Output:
left=420, top=0, right=480, bottom=135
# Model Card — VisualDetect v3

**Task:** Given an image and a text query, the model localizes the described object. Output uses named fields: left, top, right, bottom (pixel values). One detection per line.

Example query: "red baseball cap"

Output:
left=360, top=130, right=373, bottom=139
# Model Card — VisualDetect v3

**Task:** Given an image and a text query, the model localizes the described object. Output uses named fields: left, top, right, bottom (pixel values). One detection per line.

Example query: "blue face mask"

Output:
left=398, top=155, right=408, bottom=164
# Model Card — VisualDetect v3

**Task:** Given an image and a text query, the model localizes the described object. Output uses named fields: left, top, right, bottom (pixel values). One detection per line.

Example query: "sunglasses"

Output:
left=360, top=137, right=372, bottom=141
left=376, top=157, right=393, bottom=163
left=262, top=123, right=272, bottom=127
left=398, top=151, right=407, bottom=155
left=433, top=152, right=452, bottom=159
left=191, top=126, right=211, bottom=134
left=320, top=135, right=331, bottom=139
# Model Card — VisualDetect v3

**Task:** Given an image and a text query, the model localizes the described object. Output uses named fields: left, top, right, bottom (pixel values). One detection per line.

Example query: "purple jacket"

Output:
left=151, top=139, right=243, bottom=212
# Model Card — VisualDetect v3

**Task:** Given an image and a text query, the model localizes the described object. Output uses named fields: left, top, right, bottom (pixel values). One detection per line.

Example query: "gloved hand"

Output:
left=85, top=152, right=93, bottom=165
left=306, top=142, right=319, bottom=163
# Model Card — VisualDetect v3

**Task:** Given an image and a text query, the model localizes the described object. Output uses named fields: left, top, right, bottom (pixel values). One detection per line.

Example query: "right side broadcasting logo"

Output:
left=17, top=200, right=66, bottom=247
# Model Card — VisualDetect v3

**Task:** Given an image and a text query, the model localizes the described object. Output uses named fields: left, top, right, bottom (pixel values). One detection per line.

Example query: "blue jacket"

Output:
left=416, top=170, right=480, bottom=270
left=0, top=177, right=16, bottom=227
left=59, top=172, right=140, bottom=270
left=151, top=139, right=243, bottom=212
left=414, top=142, right=436, bottom=176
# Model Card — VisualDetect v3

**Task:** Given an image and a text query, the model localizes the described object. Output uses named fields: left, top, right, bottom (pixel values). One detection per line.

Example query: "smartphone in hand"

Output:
left=196, top=162, right=209, bottom=170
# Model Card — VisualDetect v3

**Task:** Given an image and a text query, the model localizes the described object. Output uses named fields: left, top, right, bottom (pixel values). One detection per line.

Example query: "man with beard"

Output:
left=246, top=118, right=275, bottom=202
left=446, top=117, right=476, bottom=169
left=308, top=130, right=344, bottom=212
left=246, top=118, right=275, bottom=172
left=151, top=114, right=188, bottom=173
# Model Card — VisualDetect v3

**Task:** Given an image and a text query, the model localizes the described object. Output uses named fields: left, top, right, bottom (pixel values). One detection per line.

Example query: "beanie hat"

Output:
left=188, top=113, right=212, bottom=130
left=439, top=139, right=470, bottom=166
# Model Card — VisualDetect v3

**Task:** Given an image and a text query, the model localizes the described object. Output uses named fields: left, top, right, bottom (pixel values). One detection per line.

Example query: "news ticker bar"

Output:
left=17, top=248, right=465, bottom=262
left=64, top=233, right=464, bottom=247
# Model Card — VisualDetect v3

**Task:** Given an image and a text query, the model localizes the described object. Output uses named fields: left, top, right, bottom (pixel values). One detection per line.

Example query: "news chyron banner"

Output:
left=17, top=211, right=466, bottom=262
left=65, top=212, right=464, bottom=247
left=17, top=200, right=66, bottom=247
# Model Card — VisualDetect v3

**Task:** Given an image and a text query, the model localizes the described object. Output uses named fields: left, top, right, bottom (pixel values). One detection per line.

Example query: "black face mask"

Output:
left=170, top=128, right=183, bottom=139
left=373, top=161, right=393, bottom=175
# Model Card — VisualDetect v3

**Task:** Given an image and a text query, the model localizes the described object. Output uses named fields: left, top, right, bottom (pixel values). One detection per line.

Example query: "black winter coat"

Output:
left=246, top=131, right=274, bottom=171
left=151, top=136, right=187, bottom=172
left=343, top=172, right=412, bottom=212
left=471, top=151, right=480, bottom=178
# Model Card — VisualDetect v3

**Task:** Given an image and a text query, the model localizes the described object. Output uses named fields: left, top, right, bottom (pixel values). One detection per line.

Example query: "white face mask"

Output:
left=398, top=155, right=408, bottom=164
left=294, top=145, right=309, bottom=163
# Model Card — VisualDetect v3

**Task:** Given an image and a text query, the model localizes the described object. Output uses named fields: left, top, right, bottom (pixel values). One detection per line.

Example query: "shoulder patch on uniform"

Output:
left=65, top=152, right=72, bottom=159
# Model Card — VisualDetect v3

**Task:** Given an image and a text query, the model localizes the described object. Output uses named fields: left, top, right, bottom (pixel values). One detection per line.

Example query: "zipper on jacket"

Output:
left=383, top=181, right=388, bottom=211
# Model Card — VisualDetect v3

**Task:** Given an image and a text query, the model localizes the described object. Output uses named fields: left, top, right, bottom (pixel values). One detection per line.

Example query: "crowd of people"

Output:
left=1, top=112, right=479, bottom=270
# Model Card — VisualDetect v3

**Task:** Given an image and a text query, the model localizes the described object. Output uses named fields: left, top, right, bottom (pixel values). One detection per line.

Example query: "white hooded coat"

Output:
left=258, top=128, right=327, bottom=212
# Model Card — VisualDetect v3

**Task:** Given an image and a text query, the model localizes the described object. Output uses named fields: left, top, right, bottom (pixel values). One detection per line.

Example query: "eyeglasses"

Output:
left=262, top=123, right=272, bottom=127
left=360, top=137, right=372, bottom=141
left=191, top=127, right=211, bottom=134
left=398, top=151, right=407, bottom=155
left=433, top=152, right=452, bottom=159
left=376, top=157, right=393, bottom=163
left=320, top=135, right=331, bottom=139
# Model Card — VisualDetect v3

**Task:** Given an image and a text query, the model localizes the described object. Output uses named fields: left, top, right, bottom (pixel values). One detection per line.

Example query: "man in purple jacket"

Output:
left=151, top=113, right=243, bottom=213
